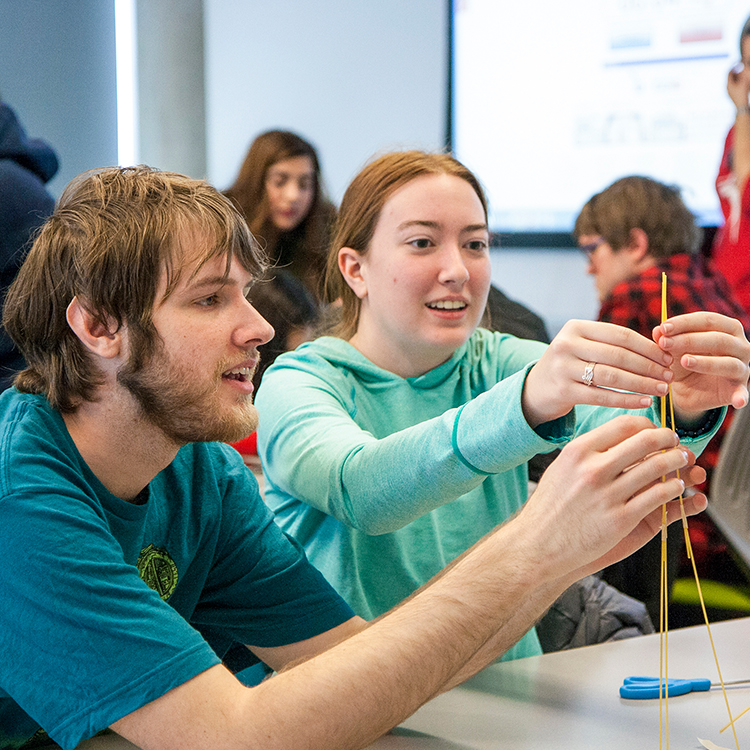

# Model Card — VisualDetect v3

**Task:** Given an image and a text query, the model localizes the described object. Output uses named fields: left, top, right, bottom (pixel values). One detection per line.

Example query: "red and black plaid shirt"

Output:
left=599, top=252, right=750, bottom=488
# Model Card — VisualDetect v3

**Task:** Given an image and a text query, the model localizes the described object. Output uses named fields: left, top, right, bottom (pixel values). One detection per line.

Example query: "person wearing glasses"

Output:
left=575, top=176, right=749, bottom=338
left=574, top=174, right=750, bottom=622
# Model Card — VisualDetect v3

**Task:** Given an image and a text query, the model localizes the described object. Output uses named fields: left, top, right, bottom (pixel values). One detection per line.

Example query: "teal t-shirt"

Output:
left=256, top=330, right=720, bottom=662
left=0, top=390, right=353, bottom=750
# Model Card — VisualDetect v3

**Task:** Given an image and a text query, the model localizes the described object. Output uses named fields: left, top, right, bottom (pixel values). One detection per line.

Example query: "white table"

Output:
left=78, top=618, right=750, bottom=750
left=392, top=617, right=750, bottom=749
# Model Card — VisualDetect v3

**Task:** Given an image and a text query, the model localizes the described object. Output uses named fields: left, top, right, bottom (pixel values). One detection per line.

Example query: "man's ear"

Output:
left=626, top=227, right=650, bottom=261
left=65, top=297, right=122, bottom=359
left=338, top=247, right=368, bottom=300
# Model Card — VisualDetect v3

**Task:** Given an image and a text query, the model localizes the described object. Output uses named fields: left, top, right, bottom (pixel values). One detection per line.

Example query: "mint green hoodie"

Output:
left=256, top=329, right=719, bottom=661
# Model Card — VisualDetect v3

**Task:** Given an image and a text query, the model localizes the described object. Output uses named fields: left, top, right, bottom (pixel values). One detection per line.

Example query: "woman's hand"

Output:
left=653, top=311, right=750, bottom=419
left=727, top=62, right=750, bottom=109
left=728, top=62, right=750, bottom=197
left=522, top=319, right=673, bottom=428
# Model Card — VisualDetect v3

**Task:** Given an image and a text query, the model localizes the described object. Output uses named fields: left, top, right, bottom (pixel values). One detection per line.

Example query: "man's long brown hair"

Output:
left=3, top=165, right=266, bottom=412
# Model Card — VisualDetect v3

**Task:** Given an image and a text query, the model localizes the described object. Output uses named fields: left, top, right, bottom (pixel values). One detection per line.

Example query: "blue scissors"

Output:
left=620, top=675, right=711, bottom=699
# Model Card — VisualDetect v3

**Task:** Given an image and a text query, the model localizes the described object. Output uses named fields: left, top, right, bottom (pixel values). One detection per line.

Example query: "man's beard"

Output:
left=117, top=346, right=259, bottom=445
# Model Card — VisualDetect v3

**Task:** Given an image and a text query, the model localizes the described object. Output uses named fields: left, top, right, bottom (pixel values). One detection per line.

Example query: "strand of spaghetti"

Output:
left=660, top=272, right=738, bottom=747
left=682, top=520, right=739, bottom=747
left=659, top=515, right=667, bottom=750
left=660, top=510, right=669, bottom=749
left=665, top=383, right=738, bottom=745
left=660, top=272, right=669, bottom=749
left=723, top=705, right=750, bottom=733
left=659, top=514, right=667, bottom=747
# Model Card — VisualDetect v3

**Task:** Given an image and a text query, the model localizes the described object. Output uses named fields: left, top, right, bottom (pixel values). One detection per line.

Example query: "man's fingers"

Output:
left=565, top=416, right=693, bottom=513
left=571, top=414, right=661, bottom=450
left=677, top=489, right=709, bottom=519
left=621, top=459, right=707, bottom=531
left=640, top=490, right=709, bottom=538
left=571, top=415, right=679, bottom=471
left=616, top=447, right=689, bottom=502
left=732, top=387, right=750, bottom=409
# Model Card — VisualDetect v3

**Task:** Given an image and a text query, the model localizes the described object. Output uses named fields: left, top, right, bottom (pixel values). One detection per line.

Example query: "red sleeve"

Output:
left=229, top=431, right=258, bottom=455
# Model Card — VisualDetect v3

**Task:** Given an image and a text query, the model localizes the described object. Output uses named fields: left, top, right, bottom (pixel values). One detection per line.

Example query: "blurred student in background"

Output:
left=224, top=130, right=336, bottom=301
left=575, top=174, right=750, bottom=622
left=0, top=94, right=58, bottom=389
left=576, top=175, right=750, bottom=484
left=229, top=270, right=319, bottom=462
left=712, top=14, right=750, bottom=314
left=248, top=270, right=320, bottom=392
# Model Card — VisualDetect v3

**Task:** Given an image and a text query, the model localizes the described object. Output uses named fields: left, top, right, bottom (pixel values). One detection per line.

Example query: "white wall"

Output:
left=491, top=249, right=599, bottom=337
left=137, top=0, right=207, bottom=178
left=0, top=0, right=118, bottom=196
left=203, top=0, right=448, bottom=202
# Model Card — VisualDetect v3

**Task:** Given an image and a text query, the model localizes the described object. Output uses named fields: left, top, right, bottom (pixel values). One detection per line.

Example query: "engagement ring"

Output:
left=582, top=362, right=596, bottom=387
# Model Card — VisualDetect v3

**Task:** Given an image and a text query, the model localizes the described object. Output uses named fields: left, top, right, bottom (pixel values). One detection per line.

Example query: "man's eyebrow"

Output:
left=186, top=273, right=256, bottom=295
left=185, top=275, right=231, bottom=291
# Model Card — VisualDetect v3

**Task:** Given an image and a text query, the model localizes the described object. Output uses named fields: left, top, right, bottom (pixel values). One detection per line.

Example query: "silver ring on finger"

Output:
left=582, top=362, right=597, bottom=387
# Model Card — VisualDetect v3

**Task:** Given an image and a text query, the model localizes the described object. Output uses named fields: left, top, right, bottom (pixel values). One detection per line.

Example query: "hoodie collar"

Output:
left=308, top=336, right=469, bottom=389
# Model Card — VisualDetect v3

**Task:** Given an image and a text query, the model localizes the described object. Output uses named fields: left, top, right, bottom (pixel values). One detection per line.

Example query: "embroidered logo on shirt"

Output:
left=136, top=543, right=178, bottom=600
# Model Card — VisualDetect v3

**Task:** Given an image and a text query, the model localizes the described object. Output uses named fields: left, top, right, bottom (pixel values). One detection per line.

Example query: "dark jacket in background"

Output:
left=482, top=284, right=550, bottom=344
left=0, top=102, right=58, bottom=389
left=536, top=574, right=655, bottom=652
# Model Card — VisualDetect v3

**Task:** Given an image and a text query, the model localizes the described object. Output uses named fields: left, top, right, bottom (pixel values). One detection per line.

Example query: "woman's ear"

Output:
left=66, top=296, right=122, bottom=359
left=338, top=247, right=368, bottom=300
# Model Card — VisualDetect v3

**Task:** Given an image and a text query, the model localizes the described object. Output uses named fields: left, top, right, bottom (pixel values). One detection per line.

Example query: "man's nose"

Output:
left=237, top=298, right=275, bottom=347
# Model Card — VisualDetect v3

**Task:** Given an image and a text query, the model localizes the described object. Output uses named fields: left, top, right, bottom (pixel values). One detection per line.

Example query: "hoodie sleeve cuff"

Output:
left=452, top=363, right=575, bottom=474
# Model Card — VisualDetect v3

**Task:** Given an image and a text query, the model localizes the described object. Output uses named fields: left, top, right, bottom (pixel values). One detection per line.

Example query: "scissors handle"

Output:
left=621, top=675, right=712, bottom=700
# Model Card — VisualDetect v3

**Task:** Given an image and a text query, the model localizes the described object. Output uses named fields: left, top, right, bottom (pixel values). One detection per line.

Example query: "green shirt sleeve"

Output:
left=257, top=354, right=563, bottom=535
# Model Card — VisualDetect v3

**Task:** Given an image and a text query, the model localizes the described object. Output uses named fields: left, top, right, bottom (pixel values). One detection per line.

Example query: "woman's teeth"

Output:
left=428, top=300, right=466, bottom=310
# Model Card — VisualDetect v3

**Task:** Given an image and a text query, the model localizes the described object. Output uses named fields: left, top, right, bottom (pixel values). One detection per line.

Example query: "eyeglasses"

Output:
left=579, top=236, right=605, bottom=259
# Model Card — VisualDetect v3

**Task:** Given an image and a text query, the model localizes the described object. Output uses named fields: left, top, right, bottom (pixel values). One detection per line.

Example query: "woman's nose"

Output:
left=438, top=247, right=470, bottom=285
left=283, top=181, right=302, bottom=203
